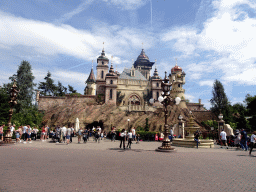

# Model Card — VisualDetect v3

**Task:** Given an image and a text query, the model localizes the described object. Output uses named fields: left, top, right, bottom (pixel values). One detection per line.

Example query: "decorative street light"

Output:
left=127, top=118, right=130, bottom=130
left=149, top=98, right=154, bottom=105
left=157, top=71, right=181, bottom=152
left=218, top=112, right=224, bottom=141
left=4, top=80, right=19, bottom=143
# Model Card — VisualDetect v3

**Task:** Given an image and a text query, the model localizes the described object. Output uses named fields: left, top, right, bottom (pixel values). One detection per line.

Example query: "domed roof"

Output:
left=136, top=49, right=149, bottom=62
left=171, top=64, right=182, bottom=73
left=97, top=49, right=109, bottom=61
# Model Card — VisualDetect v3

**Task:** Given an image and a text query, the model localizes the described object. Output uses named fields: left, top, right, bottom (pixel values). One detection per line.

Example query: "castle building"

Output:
left=85, top=48, right=187, bottom=108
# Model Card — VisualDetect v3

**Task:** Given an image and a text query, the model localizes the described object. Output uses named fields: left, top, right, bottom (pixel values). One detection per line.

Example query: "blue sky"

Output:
left=1, top=0, right=256, bottom=109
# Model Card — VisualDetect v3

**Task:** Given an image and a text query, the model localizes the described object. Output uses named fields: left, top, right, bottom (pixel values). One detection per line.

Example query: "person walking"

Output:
left=120, top=129, right=126, bottom=149
left=0, top=124, right=4, bottom=141
left=66, top=126, right=71, bottom=145
left=83, top=128, right=88, bottom=143
left=249, top=131, right=256, bottom=155
left=131, top=127, right=136, bottom=141
left=240, top=128, right=248, bottom=151
left=77, top=128, right=82, bottom=144
left=56, top=126, right=61, bottom=143
left=62, top=125, right=67, bottom=143
left=127, top=129, right=132, bottom=149
left=23, top=125, right=27, bottom=141
left=15, top=126, right=21, bottom=143
left=170, top=128, right=174, bottom=142
left=70, top=125, right=74, bottom=143
left=26, top=125, right=32, bottom=143
left=194, top=131, right=200, bottom=149
left=220, top=129, right=228, bottom=149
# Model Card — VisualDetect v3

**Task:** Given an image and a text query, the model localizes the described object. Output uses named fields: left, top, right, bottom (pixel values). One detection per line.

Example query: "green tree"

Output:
left=9, top=61, right=36, bottom=111
left=38, top=71, right=56, bottom=96
left=210, top=80, right=231, bottom=123
left=56, top=81, right=67, bottom=96
left=68, top=85, right=77, bottom=94
left=244, top=94, right=256, bottom=131
left=0, top=87, right=10, bottom=124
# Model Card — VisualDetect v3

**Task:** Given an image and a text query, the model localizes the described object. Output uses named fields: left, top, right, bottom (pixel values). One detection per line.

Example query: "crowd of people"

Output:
left=219, top=128, right=256, bottom=155
left=1, top=123, right=255, bottom=155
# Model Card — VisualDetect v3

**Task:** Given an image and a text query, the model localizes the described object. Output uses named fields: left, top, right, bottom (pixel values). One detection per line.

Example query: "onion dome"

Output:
left=171, top=63, right=182, bottom=73
left=97, top=49, right=109, bottom=62
left=86, top=68, right=96, bottom=83
left=182, top=71, right=186, bottom=76
left=136, top=49, right=150, bottom=62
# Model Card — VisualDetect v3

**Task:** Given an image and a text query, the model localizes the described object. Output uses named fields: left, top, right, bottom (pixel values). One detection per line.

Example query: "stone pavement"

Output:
left=0, top=138, right=255, bottom=192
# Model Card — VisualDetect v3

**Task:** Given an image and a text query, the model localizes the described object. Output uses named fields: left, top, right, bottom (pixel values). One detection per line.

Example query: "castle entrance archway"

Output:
left=129, top=94, right=141, bottom=105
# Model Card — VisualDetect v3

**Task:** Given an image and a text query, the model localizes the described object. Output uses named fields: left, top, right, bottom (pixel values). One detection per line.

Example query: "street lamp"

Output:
left=157, top=71, right=181, bottom=152
left=4, top=80, right=19, bottom=143
left=149, top=98, right=154, bottom=105
left=127, top=118, right=130, bottom=130
left=218, top=112, right=224, bottom=140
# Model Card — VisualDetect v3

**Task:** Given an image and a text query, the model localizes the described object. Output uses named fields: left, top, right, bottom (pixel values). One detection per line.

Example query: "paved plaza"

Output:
left=0, top=138, right=255, bottom=192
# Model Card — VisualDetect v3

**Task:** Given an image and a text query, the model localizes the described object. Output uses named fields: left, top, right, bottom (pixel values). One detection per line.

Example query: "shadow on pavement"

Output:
left=108, top=148, right=143, bottom=152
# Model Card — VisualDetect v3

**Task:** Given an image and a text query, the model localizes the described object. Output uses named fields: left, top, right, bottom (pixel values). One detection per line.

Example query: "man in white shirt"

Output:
left=62, top=126, right=67, bottom=143
left=120, top=129, right=126, bottom=150
left=23, top=125, right=27, bottom=141
left=220, top=129, right=228, bottom=149
left=127, top=130, right=133, bottom=149
left=249, top=131, right=256, bottom=155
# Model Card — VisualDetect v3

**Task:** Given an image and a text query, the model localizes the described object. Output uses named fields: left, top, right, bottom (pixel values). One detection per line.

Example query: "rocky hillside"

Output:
left=40, top=98, right=214, bottom=132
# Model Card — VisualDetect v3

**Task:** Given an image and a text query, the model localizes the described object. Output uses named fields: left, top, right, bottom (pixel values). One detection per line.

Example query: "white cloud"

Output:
left=199, top=80, right=214, bottom=87
left=55, top=0, right=94, bottom=23
left=0, top=11, right=156, bottom=66
left=185, top=94, right=195, bottom=102
left=161, top=0, right=256, bottom=85
left=102, top=0, right=147, bottom=10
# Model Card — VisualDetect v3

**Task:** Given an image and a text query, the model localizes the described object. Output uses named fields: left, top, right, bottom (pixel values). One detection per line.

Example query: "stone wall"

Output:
left=38, top=95, right=97, bottom=111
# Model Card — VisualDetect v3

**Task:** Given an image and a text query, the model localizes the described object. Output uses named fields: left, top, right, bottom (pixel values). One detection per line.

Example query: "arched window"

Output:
left=102, top=61, right=104, bottom=65
left=156, top=82, right=159, bottom=87
left=178, top=84, right=180, bottom=87
left=110, top=89, right=112, bottom=99
left=157, top=92, right=159, bottom=100
left=110, top=80, right=113, bottom=84
left=101, top=71, right=104, bottom=79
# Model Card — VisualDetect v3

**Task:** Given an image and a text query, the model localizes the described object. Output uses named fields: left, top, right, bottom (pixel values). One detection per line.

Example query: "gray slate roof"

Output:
left=119, top=68, right=147, bottom=80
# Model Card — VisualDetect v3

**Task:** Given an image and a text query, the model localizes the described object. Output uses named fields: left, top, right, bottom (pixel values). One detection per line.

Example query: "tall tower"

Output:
left=105, top=58, right=118, bottom=105
left=151, top=62, right=162, bottom=102
left=85, top=63, right=96, bottom=95
left=96, top=44, right=109, bottom=95
left=169, top=61, right=186, bottom=108
left=134, top=49, right=154, bottom=80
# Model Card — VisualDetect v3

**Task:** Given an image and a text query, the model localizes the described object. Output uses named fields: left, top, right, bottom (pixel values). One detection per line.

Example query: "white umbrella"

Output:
left=75, top=118, right=80, bottom=132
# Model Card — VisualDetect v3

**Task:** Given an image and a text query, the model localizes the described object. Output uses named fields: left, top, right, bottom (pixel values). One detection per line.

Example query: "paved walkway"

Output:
left=0, top=138, right=255, bottom=192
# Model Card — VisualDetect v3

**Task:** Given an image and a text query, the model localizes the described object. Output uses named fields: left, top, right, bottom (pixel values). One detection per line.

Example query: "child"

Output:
left=136, top=134, right=140, bottom=144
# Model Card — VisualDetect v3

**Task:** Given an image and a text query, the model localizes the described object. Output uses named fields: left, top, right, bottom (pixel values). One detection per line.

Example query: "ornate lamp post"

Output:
left=218, top=112, right=224, bottom=140
left=4, top=80, right=19, bottom=143
left=156, top=72, right=181, bottom=152
left=127, top=118, right=130, bottom=130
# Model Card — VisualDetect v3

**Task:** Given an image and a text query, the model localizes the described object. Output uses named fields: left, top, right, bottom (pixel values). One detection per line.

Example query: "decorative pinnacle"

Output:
left=103, top=42, right=104, bottom=51
left=142, top=42, right=143, bottom=49
left=111, top=56, right=113, bottom=65
left=175, top=58, right=178, bottom=66
left=165, top=71, right=167, bottom=79
left=92, top=60, right=93, bottom=69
